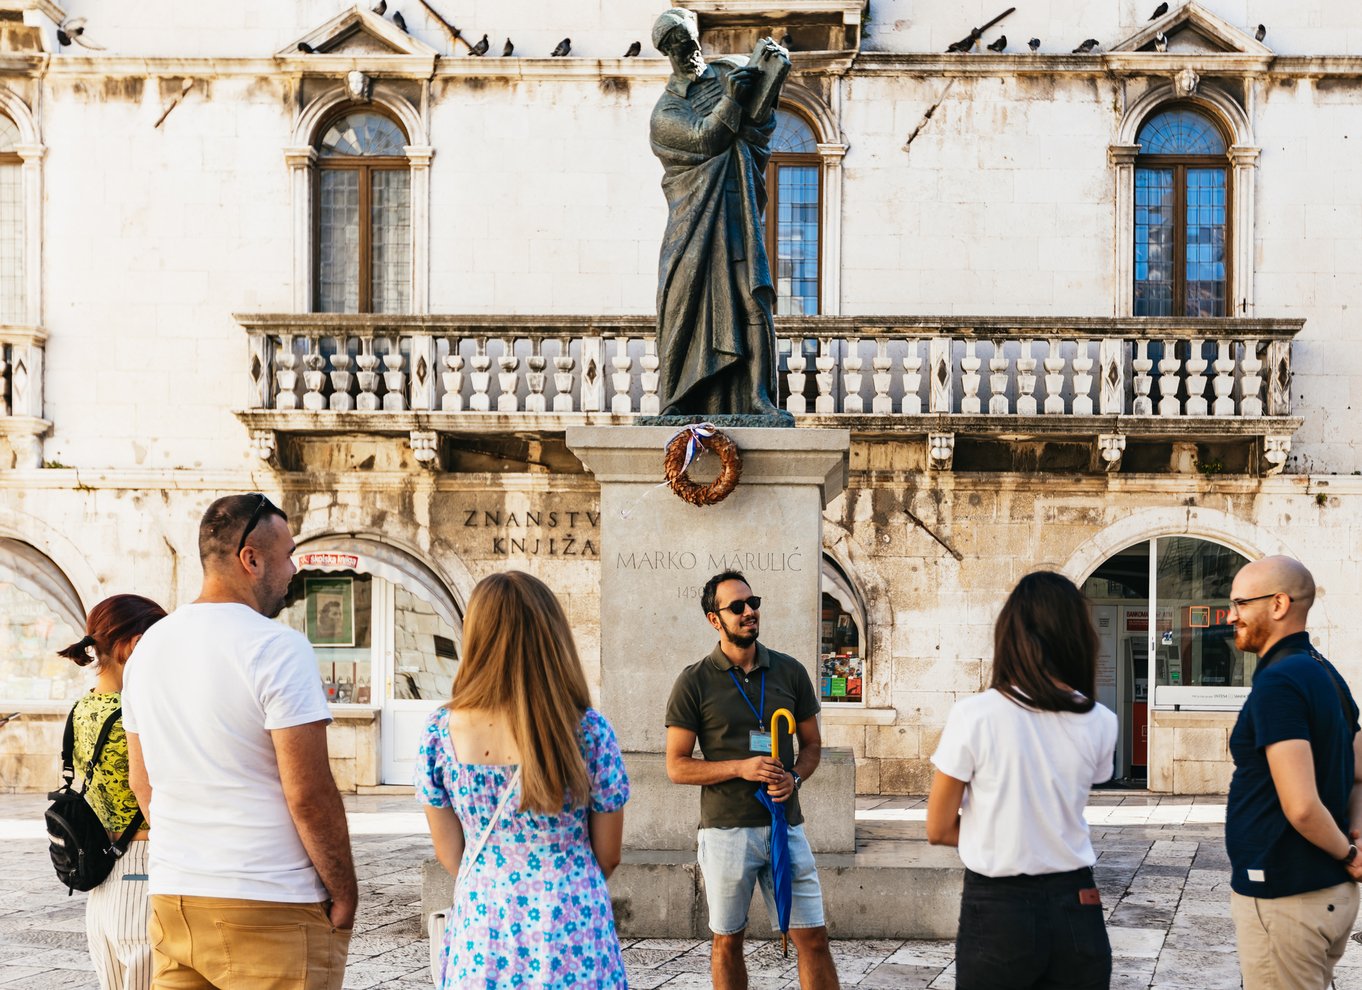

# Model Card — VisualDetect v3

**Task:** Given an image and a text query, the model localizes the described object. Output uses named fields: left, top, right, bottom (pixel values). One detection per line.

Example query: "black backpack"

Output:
left=45, top=705, right=144, bottom=894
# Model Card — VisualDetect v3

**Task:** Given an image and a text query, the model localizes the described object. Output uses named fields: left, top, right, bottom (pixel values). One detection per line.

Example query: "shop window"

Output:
left=766, top=109, right=821, bottom=316
left=0, top=114, right=22, bottom=324
left=280, top=572, right=374, bottom=703
left=315, top=109, right=411, bottom=314
left=1134, top=106, right=1229, bottom=317
left=819, top=556, right=866, bottom=705
left=278, top=569, right=459, bottom=706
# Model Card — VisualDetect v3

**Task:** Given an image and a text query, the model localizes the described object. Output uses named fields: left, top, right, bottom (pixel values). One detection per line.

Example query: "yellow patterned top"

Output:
left=73, top=691, right=145, bottom=834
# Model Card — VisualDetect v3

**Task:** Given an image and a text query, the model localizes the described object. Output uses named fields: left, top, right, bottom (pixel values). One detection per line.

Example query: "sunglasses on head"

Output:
left=715, top=596, right=762, bottom=616
left=236, top=493, right=275, bottom=554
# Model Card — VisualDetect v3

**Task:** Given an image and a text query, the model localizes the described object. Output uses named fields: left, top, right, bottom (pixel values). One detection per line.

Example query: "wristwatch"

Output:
left=791, top=772, right=802, bottom=791
left=1341, top=843, right=1358, bottom=865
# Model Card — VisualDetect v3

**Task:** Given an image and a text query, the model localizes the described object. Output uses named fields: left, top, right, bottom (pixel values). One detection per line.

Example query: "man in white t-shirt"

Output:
left=125, top=493, right=357, bottom=990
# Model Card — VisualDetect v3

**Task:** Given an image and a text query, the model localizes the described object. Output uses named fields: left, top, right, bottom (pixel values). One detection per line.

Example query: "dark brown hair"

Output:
left=58, top=594, right=168, bottom=671
left=198, top=493, right=288, bottom=566
left=448, top=571, right=591, bottom=815
left=991, top=571, right=1098, bottom=714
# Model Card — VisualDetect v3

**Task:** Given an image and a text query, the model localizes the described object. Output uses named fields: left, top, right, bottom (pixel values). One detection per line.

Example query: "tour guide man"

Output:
left=665, top=570, right=839, bottom=989
left=1225, top=555, right=1362, bottom=990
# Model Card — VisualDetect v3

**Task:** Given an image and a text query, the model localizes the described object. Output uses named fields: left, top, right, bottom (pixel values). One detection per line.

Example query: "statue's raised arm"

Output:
left=649, top=9, right=793, bottom=422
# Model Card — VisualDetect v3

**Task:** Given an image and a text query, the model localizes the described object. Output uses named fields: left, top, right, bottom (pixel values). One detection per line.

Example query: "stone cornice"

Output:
left=851, top=51, right=1362, bottom=79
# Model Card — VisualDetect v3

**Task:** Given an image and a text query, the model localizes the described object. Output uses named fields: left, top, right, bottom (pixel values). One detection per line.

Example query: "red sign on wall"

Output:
left=295, top=552, right=361, bottom=570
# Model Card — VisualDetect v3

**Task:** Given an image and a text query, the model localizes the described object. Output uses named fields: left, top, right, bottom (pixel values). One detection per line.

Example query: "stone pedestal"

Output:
left=565, top=425, right=854, bottom=855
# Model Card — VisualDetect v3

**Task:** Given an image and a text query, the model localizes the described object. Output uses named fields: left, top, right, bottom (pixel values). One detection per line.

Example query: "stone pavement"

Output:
left=4, top=791, right=1362, bottom=988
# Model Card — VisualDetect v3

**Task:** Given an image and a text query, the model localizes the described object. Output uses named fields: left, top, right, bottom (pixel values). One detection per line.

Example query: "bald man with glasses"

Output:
left=1225, top=555, right=1362, bottom=990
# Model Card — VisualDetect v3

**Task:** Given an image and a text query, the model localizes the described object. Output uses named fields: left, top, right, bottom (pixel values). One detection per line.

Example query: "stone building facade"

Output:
left=1, top=0, right=1359, bottom=796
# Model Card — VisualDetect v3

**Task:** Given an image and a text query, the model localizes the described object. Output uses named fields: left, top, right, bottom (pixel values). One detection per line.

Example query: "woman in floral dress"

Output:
left=418, top=571, right=629, bottom=988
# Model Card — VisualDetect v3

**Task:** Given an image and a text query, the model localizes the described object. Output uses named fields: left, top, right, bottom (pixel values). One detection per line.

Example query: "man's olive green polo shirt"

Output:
left=665, top=641, right=820, bottom=829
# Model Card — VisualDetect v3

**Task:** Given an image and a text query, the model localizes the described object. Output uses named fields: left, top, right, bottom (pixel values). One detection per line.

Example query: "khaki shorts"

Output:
left=149, top=894, right=351, bottom=990
left=1230, top=881, right=1360, bottom=990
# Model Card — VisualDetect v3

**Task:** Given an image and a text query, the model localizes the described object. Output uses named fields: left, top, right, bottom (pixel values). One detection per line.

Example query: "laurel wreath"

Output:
left=663, top=427, right=743, bottom=507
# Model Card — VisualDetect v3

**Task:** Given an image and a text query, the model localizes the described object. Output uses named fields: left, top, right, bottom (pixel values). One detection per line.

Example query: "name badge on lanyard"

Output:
left=729, top=668, right=773, bottom=755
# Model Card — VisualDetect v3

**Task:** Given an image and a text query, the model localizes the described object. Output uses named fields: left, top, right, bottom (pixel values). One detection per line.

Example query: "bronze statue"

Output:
left=650, top=9, right=791, bottom=420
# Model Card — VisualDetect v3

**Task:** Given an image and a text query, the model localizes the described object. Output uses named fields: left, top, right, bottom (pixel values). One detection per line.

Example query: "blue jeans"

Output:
left=955, top=867, right=1111, bottom=990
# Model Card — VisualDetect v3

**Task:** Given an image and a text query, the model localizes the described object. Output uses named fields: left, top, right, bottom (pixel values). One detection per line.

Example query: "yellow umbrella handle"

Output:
left=770, top=707, right=795, bottom=760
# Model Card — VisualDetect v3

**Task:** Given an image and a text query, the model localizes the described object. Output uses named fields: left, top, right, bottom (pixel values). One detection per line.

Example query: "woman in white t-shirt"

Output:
left=927, top=571, right=1119, bottom=990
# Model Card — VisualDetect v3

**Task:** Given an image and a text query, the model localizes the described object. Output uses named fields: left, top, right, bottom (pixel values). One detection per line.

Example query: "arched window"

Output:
left=315, top=110, right=412, bottom=314
left=819, top=555, right=865, bottom=705
left=0, top=115, right=24, bottom=324
left=1134, top=107, right=1229, bottom=317
left=766, top=109, right=821, bottom=316
left=0, top=538, right=85, bottom=703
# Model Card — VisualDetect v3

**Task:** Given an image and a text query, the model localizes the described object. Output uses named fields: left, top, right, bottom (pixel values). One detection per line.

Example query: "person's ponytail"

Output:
left=56, top=635, right=98, bottom=666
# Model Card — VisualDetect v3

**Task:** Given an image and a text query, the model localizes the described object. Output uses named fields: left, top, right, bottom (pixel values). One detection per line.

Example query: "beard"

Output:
left=722, top=616, right=759, bottom=648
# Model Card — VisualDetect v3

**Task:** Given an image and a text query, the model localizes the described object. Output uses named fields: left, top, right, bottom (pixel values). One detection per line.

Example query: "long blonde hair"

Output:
left=448, top=571, right=592, bottom=815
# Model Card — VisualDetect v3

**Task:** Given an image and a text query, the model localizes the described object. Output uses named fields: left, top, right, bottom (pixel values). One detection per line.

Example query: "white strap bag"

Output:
left=428, top=765, right=522, bottom=988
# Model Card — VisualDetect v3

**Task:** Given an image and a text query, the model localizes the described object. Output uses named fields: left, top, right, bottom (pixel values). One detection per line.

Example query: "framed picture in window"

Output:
left=305, top=577, right=355, bottom=647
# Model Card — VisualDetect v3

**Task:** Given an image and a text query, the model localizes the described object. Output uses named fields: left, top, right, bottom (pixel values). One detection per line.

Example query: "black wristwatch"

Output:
left=791, top=772, right=802, bottom=791
left=1341, top=843, right=1358, bottom=865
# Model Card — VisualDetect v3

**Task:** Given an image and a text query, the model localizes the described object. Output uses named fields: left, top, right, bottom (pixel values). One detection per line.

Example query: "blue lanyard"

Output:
left=728, top=668, right=765, bottom=731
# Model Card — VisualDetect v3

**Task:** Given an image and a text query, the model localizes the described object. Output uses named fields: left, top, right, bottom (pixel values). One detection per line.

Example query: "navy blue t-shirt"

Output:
left=1226, top=632, right=1359, bottom=898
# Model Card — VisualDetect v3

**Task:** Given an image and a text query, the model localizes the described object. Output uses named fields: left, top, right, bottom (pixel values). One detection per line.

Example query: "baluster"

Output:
left=1212, top=340, right=1236, bottom=416
left=524, top=338, right=548, bottom=413
left=329, top=346, right=355, bottom=411
left=1043, top=338, right=1066, bottom=414
left=610, top=336, right=633, bottom=414
left=382, top=337, right=407, bottom=411
left=639, top=338, right=661, bottom=415
left=469, top=337, right=492, bottom=412
left=1239, top=339, right=1264, bottom=417
left=580, top=336, right=604, bottom=413
left=1071, top=340, right=1095, bottom=416
left=302, top=337, right=326, bottom=411
left=440, top=339, right=465, bottom=412
left=988, top=339, right=1011, bottom=415
left=497, top=337, right=520, bottom=412
left=842, top=336, right=864, bottom=414
left=1099, top=339, right=1125, bottom=414
left=785, top=339, right=808, bottom=415
left=409, top=334, right=436, bottom=411
left=929, top=336, right=953, bottom=413
left=355, top=339, right=380, bottom=411
left=1266, top=340, right=1291, bottom=415
left=871, top=339, right=893, bottom=414
left=552, top=336, right=576, bottom=413
left=960, top=340, right=982, bottom=415
left=1131, top=340, right=1154, bottom=416
left=1015, top=339, right=1038, bottom=415
left=1184, top=338, right=1209, bottom=416
left=814, top=338, right=836, bottom=414
left=274, top=334, right=300, bottom=410
left=1157, top=338, right=1181, bottom=417
left=901, top=340, right=923, bottom=415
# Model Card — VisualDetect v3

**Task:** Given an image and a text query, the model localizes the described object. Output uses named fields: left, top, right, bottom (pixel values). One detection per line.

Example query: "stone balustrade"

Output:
left=236, top=314, right=1303, bottom=473
left=0, top=328, right=48, bottom=468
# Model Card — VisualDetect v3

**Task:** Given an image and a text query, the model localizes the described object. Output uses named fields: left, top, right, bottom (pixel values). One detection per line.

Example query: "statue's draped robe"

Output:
left=650, top=61, right=778, bottom=415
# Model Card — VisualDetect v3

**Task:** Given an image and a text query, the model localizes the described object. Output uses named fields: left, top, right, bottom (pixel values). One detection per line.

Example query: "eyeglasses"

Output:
left=236, top=493, right=274, bottom=555
left=715, top=596, right=762, bottom=616
left=1228, top=592, right=1292, bottom=612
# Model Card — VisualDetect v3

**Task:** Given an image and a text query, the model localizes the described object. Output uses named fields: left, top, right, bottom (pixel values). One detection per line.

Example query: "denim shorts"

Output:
left=696, top=823, right=826, bottom=936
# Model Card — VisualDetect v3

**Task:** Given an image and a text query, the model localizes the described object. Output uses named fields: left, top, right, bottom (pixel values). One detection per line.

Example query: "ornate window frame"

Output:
left=777, top=82, right=846, bottom=315
left=1112, top=84, right=1257, bottom=317
left=0, top=88, right=43, bottom=329
left=285, top=85, right=433, bottom=314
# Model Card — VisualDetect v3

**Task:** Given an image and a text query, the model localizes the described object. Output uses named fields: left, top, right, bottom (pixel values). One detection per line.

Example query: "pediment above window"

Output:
left=278, top=4, right=440, bottom=60
left=680, top=0, right=868, bottom=55
left=1111, top=1, right=1271, bottom=56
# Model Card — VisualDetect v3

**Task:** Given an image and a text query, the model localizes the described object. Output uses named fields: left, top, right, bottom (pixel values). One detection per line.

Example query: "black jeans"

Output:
left=955, top=867, right=1112, bottom=990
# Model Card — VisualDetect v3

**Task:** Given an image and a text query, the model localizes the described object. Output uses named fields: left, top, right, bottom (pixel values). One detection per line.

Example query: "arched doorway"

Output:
left=1083, top=536, right=1250, bottom=783
left=0, top=538, right=85, bottom=703
left=282, top=537, right=463, bottom=785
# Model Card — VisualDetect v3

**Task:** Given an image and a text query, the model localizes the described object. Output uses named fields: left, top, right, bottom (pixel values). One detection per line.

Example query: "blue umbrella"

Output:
left=757, top=708, right=797, bottom=956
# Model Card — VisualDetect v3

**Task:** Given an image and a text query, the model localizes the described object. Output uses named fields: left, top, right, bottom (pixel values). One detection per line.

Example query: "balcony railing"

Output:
left=236, top=314, right=1302, bottom=472
left=0, top=327, right=47, bottom=468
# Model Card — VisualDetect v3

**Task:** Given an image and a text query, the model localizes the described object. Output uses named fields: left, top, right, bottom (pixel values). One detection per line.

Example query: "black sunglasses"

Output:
left=236, top=493, right=274, bottom=555
left=715, top=596, right=762, bottom=616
